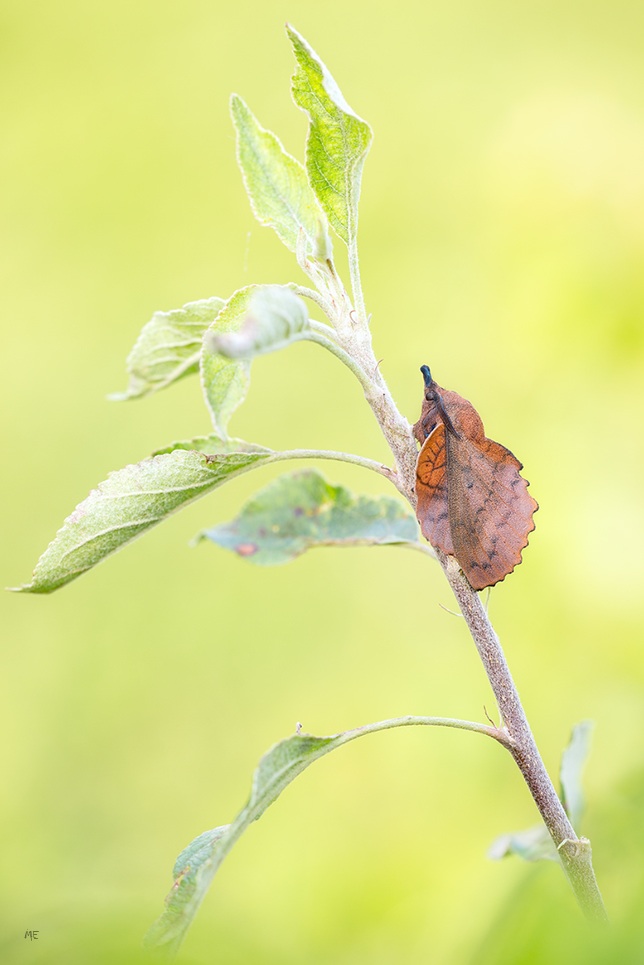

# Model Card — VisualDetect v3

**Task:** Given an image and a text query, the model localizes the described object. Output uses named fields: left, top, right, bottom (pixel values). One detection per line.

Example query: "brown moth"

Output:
left=413, top=365, right=538, bottom=590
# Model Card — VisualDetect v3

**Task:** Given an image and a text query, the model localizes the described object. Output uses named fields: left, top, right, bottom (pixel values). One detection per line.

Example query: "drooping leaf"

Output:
left=145, top=825, right=230, bottom=956
left=230, top=94, right=331, bottom=260
left=414, top=365, right=538, bottom=590
left=206, top=285, right=310, bottom=360
left=200, top=287, right=255, bottom=436
left=488, top=722, right=594, bottom=864
left=287, top=25, right=372, bottom=246
left=559, top=720, right=593, bottom=828
left=15, top=449, right=274, bottom=593
left=144, top=731, right=336, bottom=955
left=198, top=469, right=419, bottom=564
left=145, top=713, right=490, bottom=955
left=110, top=297, right=224, bottom=401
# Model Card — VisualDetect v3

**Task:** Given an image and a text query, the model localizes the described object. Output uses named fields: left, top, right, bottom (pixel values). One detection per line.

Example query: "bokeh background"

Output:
left=3, top=1, right=644, bottom=962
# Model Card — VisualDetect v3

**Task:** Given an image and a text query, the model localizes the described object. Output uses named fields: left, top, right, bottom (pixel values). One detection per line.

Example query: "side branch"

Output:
left=340, top=713, right=513, bottom=748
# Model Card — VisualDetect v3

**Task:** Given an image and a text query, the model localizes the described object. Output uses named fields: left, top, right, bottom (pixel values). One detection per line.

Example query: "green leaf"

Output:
left=198, top=469, right=419, bottom=564
left=145, top=713, right=492, bottom=955
left=206, top=285, right=310, bottom=360
left=110, top=297, right=224, bottom=401
left=144, top=732, right=336, bottom=955
left=488, top=721, right=594, bottom=864
left=153, top=435, right=272, bottom=457
left=200, top=287, right=255, bottom=436
left=15, top=448, right=274, bottom=593
left=287, top=25, right=372, bottom=246
left=230, top=94, right=331, bottom=260
left=487, top=825, right=557, bottom=863
left=560, top=720, right=593, bottom=828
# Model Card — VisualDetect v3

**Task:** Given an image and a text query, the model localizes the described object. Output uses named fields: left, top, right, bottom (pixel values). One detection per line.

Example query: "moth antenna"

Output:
left=420, top=364, right=433, bottom=387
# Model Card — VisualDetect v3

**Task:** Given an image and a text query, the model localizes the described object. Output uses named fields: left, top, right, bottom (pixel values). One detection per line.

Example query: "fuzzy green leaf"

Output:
left=15, top=449, right=274, bottom=593
left=198, top=469, right=419, bottom=564
left=153, top=435, right=272, bottom=457
left=200, top=287, right=255, bottom=436
left=231, top=94, right=331, bottom=259
left=206, top=285, right=310, bottom=360
left=144, top=732, right=336, bottom=954
left=110, top=297, right=224, bottom=401
left=287, top=25, right=372, bottom=246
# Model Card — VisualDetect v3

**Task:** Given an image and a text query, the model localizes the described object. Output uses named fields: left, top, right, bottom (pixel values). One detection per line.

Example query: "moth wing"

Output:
left=446, top=434, right=537, bottom=590
left=415, top=423, right=454, bottom=555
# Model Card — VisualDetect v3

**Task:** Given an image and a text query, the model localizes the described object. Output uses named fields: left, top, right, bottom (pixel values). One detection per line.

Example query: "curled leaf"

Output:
left=413, top=366, right=538, bottom=590
left=198, top=469, right=419, bottom=564
left=206, top=285, right=310, bottom=360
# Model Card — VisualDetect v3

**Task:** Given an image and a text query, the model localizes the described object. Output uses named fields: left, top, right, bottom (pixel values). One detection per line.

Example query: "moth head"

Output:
left=420, top=364, right=438, bottom=402
left=420, top=364, right=433, bottom=386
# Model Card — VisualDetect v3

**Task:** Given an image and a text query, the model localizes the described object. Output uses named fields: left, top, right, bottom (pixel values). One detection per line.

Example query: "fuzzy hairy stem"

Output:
left=337, top=326, right=419, bottom=502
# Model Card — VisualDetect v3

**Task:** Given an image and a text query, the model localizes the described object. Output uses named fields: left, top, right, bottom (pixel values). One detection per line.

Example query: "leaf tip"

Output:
left=7, top=579, right=54, bottom=595
left=285, top=23, right=306, bottom=52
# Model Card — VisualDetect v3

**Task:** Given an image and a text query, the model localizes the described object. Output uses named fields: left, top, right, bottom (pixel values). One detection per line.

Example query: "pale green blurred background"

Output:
left=2, top=1, right=644, bottom=962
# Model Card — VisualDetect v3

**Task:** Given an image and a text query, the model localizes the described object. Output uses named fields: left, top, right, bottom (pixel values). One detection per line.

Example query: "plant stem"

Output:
left=332, top=331, right=418, bottom=500
left=274, top=448, right=394, bottom=481
left=318, top=230, right=608, bottom=918
left=348, top=236, right=367, bottom=325
left=332, top=284, right=608, bottom=918
left=339, top=714, right=513, bottom=747
left=440, top=552, right=607, bottom=921
left=306, top=330, right=372, bottom=391
left=292, top=284, right=334, bottom=318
